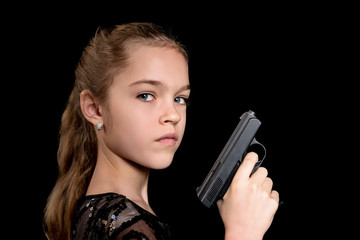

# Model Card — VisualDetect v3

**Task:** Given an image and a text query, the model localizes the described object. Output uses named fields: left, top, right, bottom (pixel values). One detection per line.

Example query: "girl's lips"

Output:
left=156, top=133, right=178, bottom=146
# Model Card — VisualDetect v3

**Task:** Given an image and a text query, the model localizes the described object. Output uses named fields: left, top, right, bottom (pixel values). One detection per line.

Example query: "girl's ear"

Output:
left=80, top=89, right=103, bottom=126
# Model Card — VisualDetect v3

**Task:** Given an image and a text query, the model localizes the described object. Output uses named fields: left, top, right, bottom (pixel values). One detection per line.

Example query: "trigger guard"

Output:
left=249, top=138, right=266, bottom=173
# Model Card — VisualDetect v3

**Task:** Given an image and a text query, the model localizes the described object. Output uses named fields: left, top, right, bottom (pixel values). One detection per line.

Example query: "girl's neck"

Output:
left=86, top=147, right=154, bottom=214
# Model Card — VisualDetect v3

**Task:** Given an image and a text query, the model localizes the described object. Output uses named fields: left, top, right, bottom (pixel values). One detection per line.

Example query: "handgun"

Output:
left=196, top=110, right=266, bottom=208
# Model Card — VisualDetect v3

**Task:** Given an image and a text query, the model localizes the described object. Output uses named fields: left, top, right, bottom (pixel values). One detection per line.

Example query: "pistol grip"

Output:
left=218, top=161, right=241, bottom=199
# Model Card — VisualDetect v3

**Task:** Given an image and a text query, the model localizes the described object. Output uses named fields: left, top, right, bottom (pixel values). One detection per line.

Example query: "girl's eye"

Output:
left=174, top=96, right=188, bottom=105
left=137, top=93, right=155, bottom=102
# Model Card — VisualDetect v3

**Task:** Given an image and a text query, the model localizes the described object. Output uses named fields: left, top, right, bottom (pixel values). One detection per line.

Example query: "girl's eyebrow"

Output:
left=129, top=79, right=191, bottom=93
left=128, top=79, right=163, bottom=87
left=176, top=84, right=191, bottom=95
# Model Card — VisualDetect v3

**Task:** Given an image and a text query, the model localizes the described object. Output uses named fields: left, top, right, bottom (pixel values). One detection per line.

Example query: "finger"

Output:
left=251, top=166, right=268, bottom=183
left=233, top=152, right=258, bottom=182
left=262, top=177, right=273, bottom=192
left=270, top=190, right=280, bottom=202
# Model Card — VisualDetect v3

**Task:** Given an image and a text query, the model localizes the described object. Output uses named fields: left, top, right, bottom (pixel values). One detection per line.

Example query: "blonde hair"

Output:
left=43, top=22, right=188, bottom=240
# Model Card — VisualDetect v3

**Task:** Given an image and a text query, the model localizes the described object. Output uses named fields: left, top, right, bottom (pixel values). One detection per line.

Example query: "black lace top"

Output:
left=72, top=193, right=174, bottom=240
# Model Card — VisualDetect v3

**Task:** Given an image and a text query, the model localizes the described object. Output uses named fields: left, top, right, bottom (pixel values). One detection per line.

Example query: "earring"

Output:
left=96, top=122, right=102, bottom=130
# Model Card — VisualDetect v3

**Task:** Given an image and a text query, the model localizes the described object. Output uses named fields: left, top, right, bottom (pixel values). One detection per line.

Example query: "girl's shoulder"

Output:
left=72, top=192, right=173, bottom=240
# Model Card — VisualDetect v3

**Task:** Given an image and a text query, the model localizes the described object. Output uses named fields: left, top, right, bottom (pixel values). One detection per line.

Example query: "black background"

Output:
left=3, top=3, right=356, bottom=239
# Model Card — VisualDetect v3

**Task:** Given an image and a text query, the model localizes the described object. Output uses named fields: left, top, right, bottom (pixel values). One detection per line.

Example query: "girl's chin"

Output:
left=145, top=154, right=175, bottom=170
left=149, top=159, right=174, bottom=170
left=129, top=150, right=177, bottom=170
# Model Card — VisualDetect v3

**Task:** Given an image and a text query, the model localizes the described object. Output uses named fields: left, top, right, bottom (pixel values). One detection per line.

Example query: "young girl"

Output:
left=44, top=22, right=279, bottom=240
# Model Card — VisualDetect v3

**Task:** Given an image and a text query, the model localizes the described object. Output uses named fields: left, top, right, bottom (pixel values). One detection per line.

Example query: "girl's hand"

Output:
left=217, top=152, right=279, bottom=240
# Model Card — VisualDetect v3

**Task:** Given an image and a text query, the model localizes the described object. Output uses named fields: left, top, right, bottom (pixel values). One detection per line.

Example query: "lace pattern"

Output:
left=72, top=193, right=174, bottom=240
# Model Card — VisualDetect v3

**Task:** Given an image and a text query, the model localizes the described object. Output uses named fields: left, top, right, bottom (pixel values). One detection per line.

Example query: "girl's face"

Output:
left=101, top=45, right=190, bottom=169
